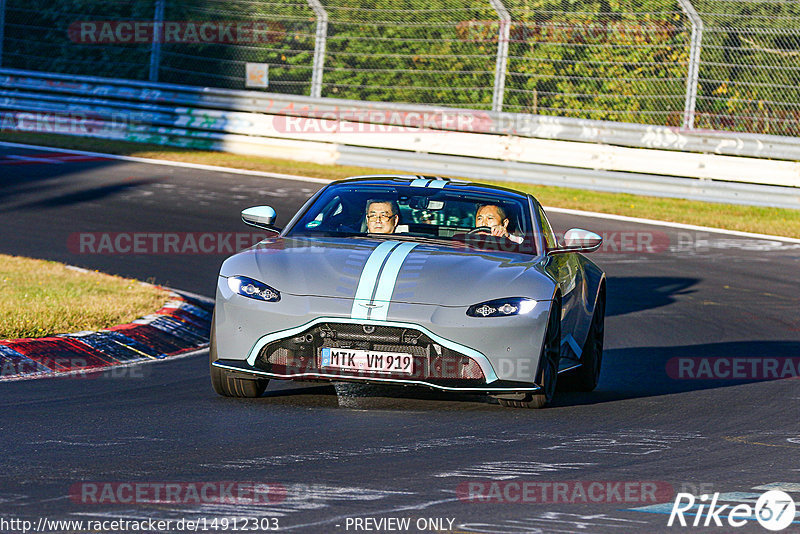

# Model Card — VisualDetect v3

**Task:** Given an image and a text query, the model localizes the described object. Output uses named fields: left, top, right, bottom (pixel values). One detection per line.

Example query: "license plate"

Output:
left=320, top=347, right=414, bottom=374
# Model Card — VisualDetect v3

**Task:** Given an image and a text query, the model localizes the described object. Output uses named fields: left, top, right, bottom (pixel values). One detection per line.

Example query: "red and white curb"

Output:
left=0, top=289, right=212, bottom=381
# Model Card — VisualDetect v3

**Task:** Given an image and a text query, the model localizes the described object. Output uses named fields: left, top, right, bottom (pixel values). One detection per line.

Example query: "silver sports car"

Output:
left=210, top=175, right=605, bottom=408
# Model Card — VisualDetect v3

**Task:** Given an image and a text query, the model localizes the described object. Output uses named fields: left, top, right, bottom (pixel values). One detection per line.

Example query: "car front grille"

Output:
left=255, top=322, right=485, bottom=385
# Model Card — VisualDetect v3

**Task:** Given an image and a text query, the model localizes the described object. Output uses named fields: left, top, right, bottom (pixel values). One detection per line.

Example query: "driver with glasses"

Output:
left=365, top=199, right=400, bottom=234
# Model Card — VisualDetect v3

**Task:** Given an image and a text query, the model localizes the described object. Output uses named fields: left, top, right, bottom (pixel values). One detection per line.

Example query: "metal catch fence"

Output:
left=1, top=0, right=799, bottom=136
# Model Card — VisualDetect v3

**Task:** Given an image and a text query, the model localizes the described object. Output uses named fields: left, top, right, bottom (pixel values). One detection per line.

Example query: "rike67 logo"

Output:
left=668, top=490, right=796, bottom=531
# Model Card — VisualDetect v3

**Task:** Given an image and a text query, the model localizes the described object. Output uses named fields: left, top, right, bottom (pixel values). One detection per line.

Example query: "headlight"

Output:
left=467, top=297, right=537, bottom=318
left=227, top=276, right=281, bottom=302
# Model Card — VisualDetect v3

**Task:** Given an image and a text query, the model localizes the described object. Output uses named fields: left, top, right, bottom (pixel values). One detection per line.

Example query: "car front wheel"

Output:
left=209, top=320, right=268, bottom=398
left=563, top=291, right=604, bottom=392
left=496, top=300, right=561, bottom=409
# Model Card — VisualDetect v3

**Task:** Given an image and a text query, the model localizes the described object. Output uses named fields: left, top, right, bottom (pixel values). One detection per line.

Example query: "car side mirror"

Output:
left=241, top=206, right=281, bottom=232
left=549, top=228, right=602, bottom=254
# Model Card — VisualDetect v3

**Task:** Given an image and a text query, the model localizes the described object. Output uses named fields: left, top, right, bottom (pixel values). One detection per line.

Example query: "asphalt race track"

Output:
left=1, top=144, right=799, bottom=534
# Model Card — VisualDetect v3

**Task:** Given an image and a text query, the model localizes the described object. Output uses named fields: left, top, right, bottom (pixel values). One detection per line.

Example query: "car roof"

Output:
left=332, top=175, right=531, bottom=200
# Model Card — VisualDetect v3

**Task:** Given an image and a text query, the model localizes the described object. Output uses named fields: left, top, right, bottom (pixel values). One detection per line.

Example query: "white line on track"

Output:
left=3, top=140, right=799, bottom=243
left=545, top=206, right=800, bottom=244
left=0, top=141, right=330, bottom=184
left=4, top=154, right=65, bottom=164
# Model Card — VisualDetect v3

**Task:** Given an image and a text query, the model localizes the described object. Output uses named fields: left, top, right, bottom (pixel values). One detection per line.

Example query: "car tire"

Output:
left=497, top=300, right=561, bottom=409
left=209, top=318, right=269, bottom=398
left=565, top=291, right=605, bottom=392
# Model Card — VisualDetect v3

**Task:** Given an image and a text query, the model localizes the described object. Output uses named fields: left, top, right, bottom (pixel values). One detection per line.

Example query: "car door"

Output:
left=534, top=201, right=585, bottom=365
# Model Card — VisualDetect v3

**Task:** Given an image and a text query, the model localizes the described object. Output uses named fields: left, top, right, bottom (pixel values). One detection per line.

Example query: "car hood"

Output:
left=220, top=236, right=555, bottom=306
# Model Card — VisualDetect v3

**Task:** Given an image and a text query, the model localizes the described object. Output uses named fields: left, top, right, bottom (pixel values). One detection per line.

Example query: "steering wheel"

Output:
left=467, top=226, right=494, bottom=235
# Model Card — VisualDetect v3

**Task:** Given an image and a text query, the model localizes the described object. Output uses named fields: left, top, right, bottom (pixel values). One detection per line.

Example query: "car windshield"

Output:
left=286, top=182, right=539, bottom=255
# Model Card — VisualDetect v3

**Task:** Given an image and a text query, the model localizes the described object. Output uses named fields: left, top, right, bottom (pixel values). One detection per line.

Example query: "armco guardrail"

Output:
left=3, top=68, right=800, bottom=161
left=1, top=68, right=799, bottom=209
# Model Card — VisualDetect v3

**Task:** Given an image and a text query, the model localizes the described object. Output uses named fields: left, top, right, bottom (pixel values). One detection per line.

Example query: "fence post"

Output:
left=489, top=0, right=510, bottom=113
left=307, top=0, right=328, bottom=99
left=150, top=0, right=165, bottom=82
left=677, top=0, right=703, bottom=129
left=0, top=0, right=6, bottom=67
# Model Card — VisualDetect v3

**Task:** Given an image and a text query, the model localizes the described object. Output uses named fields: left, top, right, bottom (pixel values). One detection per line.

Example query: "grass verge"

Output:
left=0, top=254, right=170, bottom=339
left=3, top=131, right=800, bottom=238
